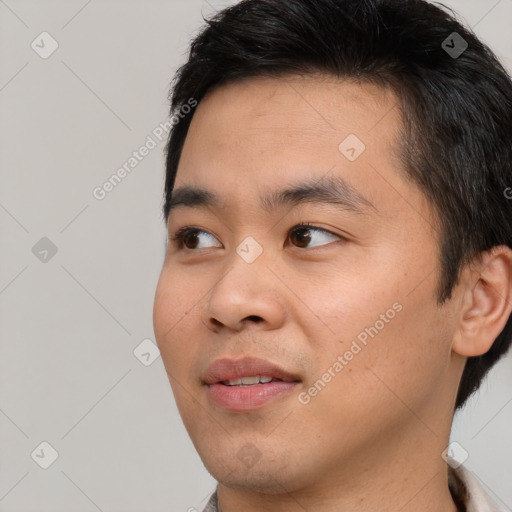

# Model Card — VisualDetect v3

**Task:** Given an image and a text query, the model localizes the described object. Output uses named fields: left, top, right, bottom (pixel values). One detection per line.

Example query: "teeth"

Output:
left=223, top=376, right=274, bottom=386
left=240, top=376, right=261, bottom=385
left=225, top=378, right=242, bottom=386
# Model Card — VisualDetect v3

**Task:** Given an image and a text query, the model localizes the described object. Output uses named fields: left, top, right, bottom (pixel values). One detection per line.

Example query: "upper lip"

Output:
left=202, top=356, right=301, bottom=384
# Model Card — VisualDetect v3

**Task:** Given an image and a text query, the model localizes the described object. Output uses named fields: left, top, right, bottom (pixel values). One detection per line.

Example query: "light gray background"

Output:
left=0, top=1, right=511, bottom=511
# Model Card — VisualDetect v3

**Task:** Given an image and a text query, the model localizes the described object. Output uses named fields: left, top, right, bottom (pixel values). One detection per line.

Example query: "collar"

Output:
left=448, top=462, right=502, bottom=512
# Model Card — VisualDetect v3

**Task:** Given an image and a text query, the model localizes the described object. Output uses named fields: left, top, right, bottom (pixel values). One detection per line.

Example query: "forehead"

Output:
left=174, top=74, right=428, bottom=222
left=182, top=74, right=399, bottom=159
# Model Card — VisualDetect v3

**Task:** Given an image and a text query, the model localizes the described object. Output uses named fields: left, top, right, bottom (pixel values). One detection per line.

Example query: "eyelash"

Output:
left=169, top=222, right=342, bottom=251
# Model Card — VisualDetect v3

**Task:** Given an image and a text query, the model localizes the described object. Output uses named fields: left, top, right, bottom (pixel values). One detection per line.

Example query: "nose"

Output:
left=200, top=252, right=287, bottom=334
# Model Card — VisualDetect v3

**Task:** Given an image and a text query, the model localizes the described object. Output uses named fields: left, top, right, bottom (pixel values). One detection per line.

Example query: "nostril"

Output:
left=245, top=315, right=263, bottom=322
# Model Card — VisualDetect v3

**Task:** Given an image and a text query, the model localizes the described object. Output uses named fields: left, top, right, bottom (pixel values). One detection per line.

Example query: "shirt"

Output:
left=201, top=463, right=502, bottom=512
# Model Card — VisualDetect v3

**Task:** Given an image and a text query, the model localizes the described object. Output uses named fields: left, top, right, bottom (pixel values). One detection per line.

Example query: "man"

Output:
left=153, top=0, right=512, bottom=510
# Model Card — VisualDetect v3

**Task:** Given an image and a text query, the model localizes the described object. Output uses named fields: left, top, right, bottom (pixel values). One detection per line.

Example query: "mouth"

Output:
left=220, top=375, right=283, bottom=386
left=202, top=357, right=301, bottom=411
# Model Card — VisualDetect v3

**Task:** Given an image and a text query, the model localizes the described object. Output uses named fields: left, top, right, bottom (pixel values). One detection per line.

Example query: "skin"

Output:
left=153, top=74, right=512, bottom=512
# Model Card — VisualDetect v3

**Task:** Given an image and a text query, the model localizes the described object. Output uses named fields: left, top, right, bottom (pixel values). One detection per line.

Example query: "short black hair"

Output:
left=163, top=0, right=512, bottom=411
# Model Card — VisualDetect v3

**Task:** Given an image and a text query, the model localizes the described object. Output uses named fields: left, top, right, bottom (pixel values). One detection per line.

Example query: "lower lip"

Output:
left=207, top=381, right=299, bottom=411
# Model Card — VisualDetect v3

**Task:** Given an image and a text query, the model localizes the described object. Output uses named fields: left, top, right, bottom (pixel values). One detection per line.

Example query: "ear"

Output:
left=452, top=245, right=512, bottom=357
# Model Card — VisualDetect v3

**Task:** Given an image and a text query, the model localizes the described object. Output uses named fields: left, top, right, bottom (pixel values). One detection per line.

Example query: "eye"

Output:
left=170, top=223, right=342, bottom=251
left=170, top=227, right=221, bottom=250
left=288, top=222, right=342, bottom=249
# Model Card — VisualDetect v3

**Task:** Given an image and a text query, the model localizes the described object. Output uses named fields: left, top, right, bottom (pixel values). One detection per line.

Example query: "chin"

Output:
left=211, top=464, right=298, bottom=494
left=199, top=446, right=310, bottom=495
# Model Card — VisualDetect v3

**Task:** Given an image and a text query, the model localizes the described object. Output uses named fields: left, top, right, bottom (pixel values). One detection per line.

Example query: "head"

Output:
left=153, top=0, right=512, bottom=495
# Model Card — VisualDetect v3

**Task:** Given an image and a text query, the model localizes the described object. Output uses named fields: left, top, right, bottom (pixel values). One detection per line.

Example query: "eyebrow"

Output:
left=166, top=175, right=376, bottom=219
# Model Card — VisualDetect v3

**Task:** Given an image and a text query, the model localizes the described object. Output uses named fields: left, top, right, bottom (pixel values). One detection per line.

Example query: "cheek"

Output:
left=292, top=264, right=401, bottom=360
left=296, top=309, right=441, bottom=450
left=153, top=268, right=201, bottom=376
left=154, top=284, right=204, bottom=425
left=299, top=259, right=447, bottom=410
left=337, top=306, right=447, bottom=418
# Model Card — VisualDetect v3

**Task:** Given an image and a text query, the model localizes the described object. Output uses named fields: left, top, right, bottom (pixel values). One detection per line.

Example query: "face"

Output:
left=153, top=75, right=463, bottom=494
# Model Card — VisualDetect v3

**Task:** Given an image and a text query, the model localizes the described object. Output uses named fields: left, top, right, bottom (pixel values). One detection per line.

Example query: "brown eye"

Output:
left=182, top=231, right=200, bottom=249
left=289, top=224, right=341, bottom=249
left=171, top=228, right=221, bottom=250
left=290, top=226, right=312, bottom=248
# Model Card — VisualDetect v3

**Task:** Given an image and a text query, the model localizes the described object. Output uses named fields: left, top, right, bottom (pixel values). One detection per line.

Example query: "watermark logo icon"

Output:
left=32, top=237, right=58, bottom=263
left=31, top=441, right=59, bottom=469
left=133, top=338, right=161, bottom=367
left=442, top=32, right=468, bottom=59
left=339, top=134, right=366, bottom=161
left=442, top=441, right=469, bottom=469
left=31, top=32, right=59, bottom=59
left=236, top=236, right=263, bottom=264
left=237, top=442, right=262, bottom=468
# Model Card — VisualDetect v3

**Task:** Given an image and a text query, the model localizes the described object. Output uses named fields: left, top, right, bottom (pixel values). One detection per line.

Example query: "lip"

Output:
left=203, top=356, right=301, bottom=384
left=202, top=356, right=301, bottom=411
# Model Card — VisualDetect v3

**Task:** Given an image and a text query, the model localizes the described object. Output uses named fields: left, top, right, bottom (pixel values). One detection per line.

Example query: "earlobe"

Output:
left=452, top=246, right=512, bottom=357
